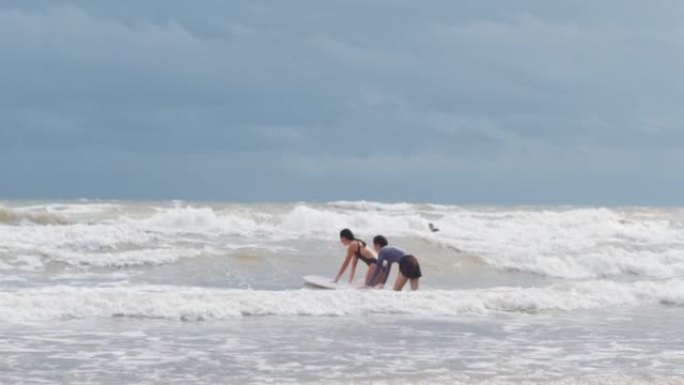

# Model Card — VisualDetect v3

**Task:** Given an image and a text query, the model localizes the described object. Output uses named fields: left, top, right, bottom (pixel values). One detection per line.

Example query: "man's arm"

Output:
left=367, top=249, right=385, bottom=286
left=381, top=261, right=393, bottom=285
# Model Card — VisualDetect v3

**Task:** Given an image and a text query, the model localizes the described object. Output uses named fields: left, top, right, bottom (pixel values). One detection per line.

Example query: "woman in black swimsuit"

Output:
left=333, top=228, right=383, bottom=285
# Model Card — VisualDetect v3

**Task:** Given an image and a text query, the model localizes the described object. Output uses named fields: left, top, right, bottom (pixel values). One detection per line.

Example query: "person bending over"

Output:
left=334, top=228, right=382, bottom=285
left=367, top=235, right=422, bottom=291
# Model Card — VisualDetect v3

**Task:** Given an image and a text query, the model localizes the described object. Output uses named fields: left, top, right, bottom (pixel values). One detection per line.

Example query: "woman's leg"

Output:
left=366, top=265, right=386, bottom=287
left=365, top=265, right=375, bottom=285
left=393, top=274, right=408, bottom=291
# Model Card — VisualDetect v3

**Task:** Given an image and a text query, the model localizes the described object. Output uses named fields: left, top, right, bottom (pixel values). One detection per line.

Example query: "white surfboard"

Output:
left=303, top=275, right=356, bottom=290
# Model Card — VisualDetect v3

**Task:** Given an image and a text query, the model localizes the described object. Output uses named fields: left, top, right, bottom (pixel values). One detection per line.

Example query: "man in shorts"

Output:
left=367, top=235, right=422, bottom=291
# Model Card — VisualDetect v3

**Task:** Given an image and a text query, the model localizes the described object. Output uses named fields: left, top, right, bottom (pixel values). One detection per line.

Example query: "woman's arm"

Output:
left=348, top=246, right=359, bottom=284
left=334, top=246, right=354, bottom=283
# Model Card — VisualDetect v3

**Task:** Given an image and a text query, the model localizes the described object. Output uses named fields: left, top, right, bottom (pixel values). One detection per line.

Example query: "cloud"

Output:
left=1, top=1, right=683, bottom=203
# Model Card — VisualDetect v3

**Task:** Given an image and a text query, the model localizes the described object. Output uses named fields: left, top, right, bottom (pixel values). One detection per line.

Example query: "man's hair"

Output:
left=373, top=235, right=388, bottom=248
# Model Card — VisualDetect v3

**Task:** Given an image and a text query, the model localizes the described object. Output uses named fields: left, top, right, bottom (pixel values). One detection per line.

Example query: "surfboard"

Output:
left=303, top=275, right=356, bottom=290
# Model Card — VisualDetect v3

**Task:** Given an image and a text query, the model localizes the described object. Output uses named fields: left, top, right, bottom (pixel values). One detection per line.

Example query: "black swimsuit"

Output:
left=355, top=240, right=377, bottom=266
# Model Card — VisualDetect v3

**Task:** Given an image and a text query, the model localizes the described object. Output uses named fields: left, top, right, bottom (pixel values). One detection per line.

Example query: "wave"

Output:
left=44, top=248, right=204, bottom=268
left=328, top=200, right=417, bottom=211
left=1, top=279, right=683, bottom=322
left=3, top=201, right=684, bottom=280
left=0, top=206, right=68, bottom=225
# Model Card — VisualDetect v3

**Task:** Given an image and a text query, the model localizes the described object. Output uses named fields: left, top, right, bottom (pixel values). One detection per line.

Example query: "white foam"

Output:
left=141, top=205, right=262, bottom=236
left=429, top=207, right=684, bottom=279
left=146, top=206, right=222, bottom=229
left=328, top=200, right=416, bottom=211
left=1, top=280, right=682, bottom=322
left=320, top=376, right=684, bottom=385
left=3, top=201, right=684, bottom=280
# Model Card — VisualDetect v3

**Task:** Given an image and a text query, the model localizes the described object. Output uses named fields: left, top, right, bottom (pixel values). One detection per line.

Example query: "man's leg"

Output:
left=393, top=274, right=408, bottom=291
left=409, top=278, right=419, bottom=291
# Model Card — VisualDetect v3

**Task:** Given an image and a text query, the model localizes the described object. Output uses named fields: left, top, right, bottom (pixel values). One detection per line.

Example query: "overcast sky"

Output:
left=1, top=1, right=683, bottom=204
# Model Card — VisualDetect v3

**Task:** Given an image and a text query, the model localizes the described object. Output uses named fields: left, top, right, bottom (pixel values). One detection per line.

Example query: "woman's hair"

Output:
left=339, top=228, right=355, bottom=241
left=373, top=235, right=388, bottom=248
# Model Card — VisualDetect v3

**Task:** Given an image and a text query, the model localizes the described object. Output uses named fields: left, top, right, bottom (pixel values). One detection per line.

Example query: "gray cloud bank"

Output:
left=1, top=1, right=683, bottom=204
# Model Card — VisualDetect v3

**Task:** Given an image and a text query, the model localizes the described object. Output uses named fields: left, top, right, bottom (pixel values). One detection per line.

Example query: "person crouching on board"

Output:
left=334, top=229, right=383, bottom=286
left=367, top=235, right=422, bottom=291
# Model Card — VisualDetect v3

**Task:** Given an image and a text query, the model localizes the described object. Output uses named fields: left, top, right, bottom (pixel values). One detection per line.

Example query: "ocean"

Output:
left=1, top=200, right=683, bottom=384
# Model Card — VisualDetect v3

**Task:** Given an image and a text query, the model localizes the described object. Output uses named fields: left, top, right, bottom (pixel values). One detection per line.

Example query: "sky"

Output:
left=1, top=1, right=683, bottom=204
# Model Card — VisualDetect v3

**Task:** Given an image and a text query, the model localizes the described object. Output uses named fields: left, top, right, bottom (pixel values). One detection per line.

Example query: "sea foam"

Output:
left=1, top=279, right=682, bottom=322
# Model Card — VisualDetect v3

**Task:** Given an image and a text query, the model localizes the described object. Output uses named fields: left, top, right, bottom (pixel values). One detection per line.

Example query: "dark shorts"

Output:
left=399, top=254, right=422, bottom=279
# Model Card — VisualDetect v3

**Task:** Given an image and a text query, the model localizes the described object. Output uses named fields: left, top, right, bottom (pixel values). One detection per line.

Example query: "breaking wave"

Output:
left=1, top=279, right=683, bottom=322
left=0, top=206, right=68, bottom=225
left=2, top=201, right=684, bottom=280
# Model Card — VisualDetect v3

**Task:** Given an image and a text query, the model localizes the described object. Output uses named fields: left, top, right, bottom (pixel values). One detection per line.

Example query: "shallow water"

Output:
left=2, top=200, right=684, bottom=384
